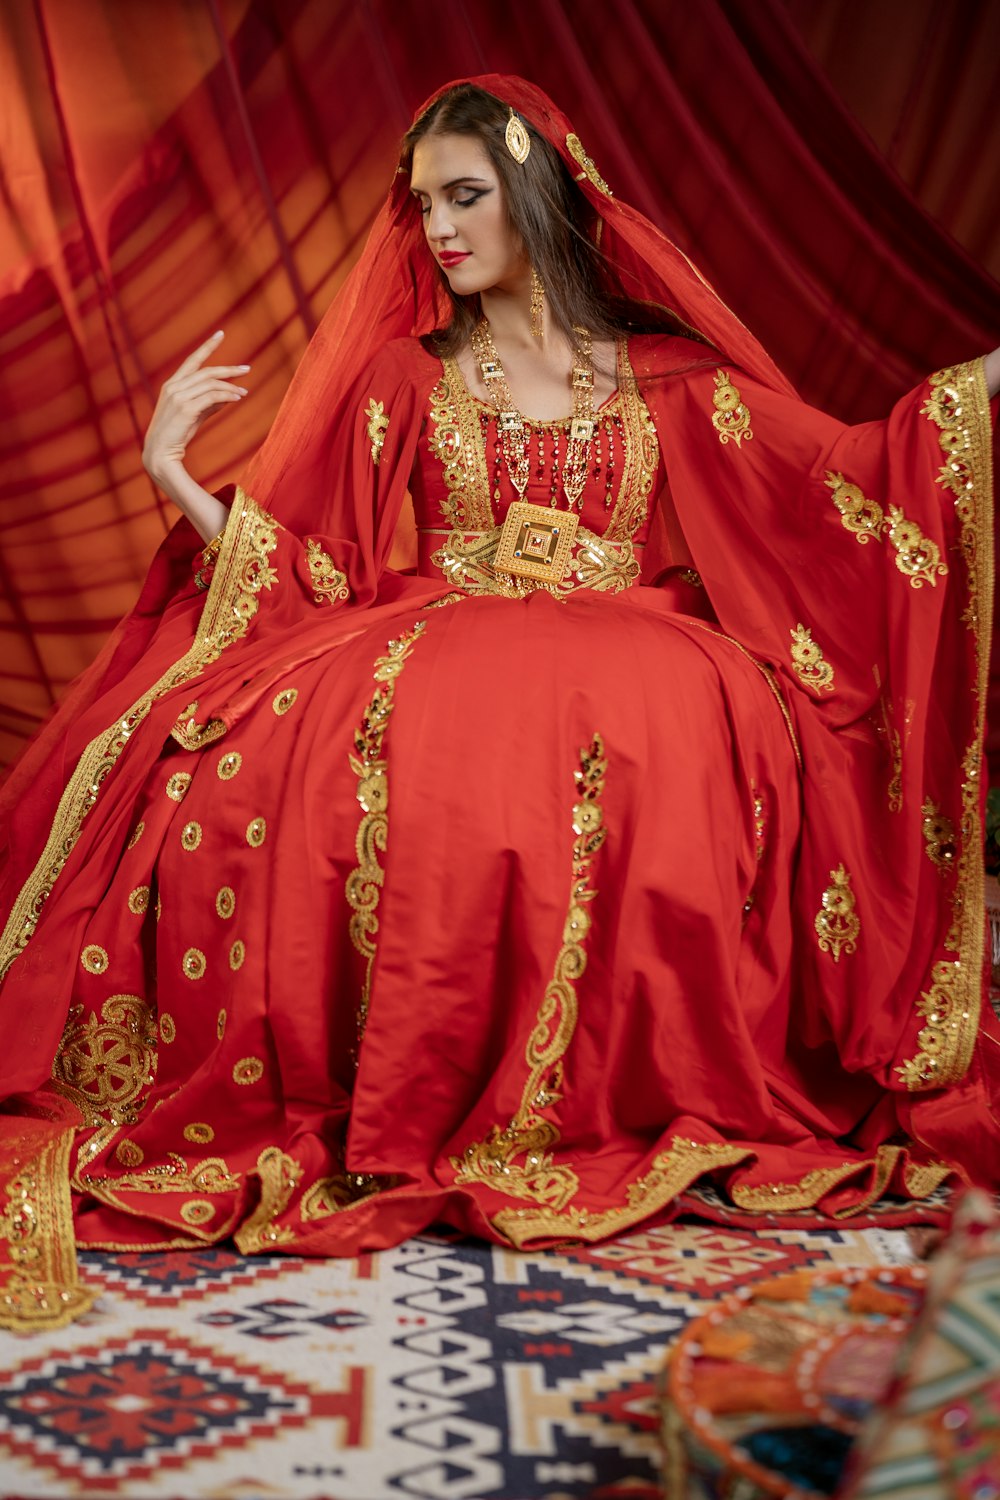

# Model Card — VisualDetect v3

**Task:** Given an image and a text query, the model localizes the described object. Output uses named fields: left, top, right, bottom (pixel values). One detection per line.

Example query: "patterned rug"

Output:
left=0, top=1212, right=925, bottom=1500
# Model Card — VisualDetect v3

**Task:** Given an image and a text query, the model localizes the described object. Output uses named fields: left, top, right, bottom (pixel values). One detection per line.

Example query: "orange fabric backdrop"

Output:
left=1, top=0, right=998, bottom=771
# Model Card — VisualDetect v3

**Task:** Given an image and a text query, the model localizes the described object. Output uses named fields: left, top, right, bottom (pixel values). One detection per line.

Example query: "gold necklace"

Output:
left=470, top=320, right=596, bottom=510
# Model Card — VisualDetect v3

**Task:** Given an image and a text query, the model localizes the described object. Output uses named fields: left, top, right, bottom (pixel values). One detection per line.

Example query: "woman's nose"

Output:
left=427, top=202, right=456, bottom=241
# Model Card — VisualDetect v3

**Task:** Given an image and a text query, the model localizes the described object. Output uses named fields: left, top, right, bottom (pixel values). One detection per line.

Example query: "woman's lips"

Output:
left=439, top=252, right=471, bottom=267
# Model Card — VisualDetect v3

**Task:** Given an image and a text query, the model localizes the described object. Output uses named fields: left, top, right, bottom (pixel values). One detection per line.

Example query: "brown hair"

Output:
left=401, top=84, right=693, bottom=358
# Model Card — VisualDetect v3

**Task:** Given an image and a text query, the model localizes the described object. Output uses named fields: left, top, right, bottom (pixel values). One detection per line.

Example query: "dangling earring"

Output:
left=529, top=267, right=545, bottom=340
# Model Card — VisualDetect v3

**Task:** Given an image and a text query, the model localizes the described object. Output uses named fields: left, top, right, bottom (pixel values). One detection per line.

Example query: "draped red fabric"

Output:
left=1, top=0, right=997, bottom=772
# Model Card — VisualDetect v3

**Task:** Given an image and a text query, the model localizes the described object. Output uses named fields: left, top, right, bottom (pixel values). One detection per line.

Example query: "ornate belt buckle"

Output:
left=494, top=501, right=579, bottom=584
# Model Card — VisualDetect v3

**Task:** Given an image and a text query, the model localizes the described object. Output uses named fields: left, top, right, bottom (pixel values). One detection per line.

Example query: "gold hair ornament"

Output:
left=505, top=109, right=531, bottom=164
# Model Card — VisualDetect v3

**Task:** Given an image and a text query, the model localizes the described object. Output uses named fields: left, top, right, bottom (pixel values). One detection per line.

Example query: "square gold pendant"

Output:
left=570, top=417, right=594, bottom=442
left=494, top=501, right=579, bottom=583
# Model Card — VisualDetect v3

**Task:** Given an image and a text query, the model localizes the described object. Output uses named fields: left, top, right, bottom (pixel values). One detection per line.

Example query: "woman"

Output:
left=1, top=76, right=998, bottom=1333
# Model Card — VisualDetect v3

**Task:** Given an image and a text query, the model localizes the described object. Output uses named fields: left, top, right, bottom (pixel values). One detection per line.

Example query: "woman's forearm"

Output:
left=147, top=458, right=230, bottom=545
left=984, top=345, right=1000, bottom=400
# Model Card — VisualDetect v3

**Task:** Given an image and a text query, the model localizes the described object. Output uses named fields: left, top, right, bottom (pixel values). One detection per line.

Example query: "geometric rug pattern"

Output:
left=0, top=1222, right=918, bottom=1499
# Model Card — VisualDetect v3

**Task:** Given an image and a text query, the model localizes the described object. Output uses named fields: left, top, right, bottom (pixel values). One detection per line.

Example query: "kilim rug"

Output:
left=0, top=1199, right=937, bottom=1500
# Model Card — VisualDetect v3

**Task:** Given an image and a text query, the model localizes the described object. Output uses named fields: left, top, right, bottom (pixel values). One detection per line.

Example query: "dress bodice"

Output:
left=407, top=339, right=666, bottom=598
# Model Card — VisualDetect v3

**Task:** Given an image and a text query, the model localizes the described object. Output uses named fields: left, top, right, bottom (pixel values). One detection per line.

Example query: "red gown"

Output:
left=0, top=333, right=995, bottom=1331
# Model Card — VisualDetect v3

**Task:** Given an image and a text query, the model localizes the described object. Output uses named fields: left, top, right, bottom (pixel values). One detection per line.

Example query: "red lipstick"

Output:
left=439, top=251, right=472, bottom=268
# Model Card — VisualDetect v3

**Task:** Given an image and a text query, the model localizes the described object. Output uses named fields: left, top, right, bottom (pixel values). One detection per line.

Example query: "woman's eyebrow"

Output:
left=411, top=176, right=491, bottom=196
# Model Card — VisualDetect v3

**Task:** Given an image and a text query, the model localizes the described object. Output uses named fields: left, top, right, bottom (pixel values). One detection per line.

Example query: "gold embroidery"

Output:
left=273, top=688, right=298, bottom=715
left=51, top=994, right=157, bottom=1127
left=182, top=948, right=206, bottom=981
left=159, top=1013, right=176, bottom=1043
left=229, top=940, right=245, bottom=971
left=566, top=132, right=612, bottom=196
left=824, top=471, right=884, bottom=543
left=181, top=821, right=202, bottom=851
left=0, top=495, right=278, bottom=983
left=433, top=525, right=640, bottom=599
left=127, top=821, right=145, bottom=849
left=127, top=886, right=150, bottom=916
left=305, top=539, right=350, bottom=606
left=216, top=1008, right=227, bottom=1039
left=789, top=623, right=834, bottom=693
left=246, top=817, right=266, bottom=847
left=365, top=397, right=389, bottom=466
left=814, top=864, right=860, bottom=963
left=115, top=1140, right=144, bottom=1168
left=234, top=1147, right=303, bottom=1251
left=180, top=1200, right=215, bottom=1226
left=731, top=1149, right=900, bottom=1214
left=194, top=532, right=223, bottom=592
left=81, top=1153, right=239, bottom=1197
left=428, top=373, right=494, bottom=530
left=170, top=704, right=228, bottom=752
left=216, top=886, right=235, bottom=920
left=300, top=1172, right=386, bottom=1220
left=166, top=772, right=192, bottom=801
left=451, top=736, right=607, bottom=1211
left=0, top=1131, right=96, bottom=1331
left=921, top=798, right=957, bottom=872
left=347, top=623, right=427, bottom=1050
left=80, top=944, right=109, bottom=975
left=886, top=506, right=947, bottom=587
left=184, top=1123, right=215, bottom=1144
left=711, top=369, right=753, bottom=448
left=217, top=750, right=242, bottom=780
left=233, top=1056, right=263, bottom=1085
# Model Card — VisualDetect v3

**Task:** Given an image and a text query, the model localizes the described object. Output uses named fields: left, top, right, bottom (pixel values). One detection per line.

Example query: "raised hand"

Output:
left=143, top=331, right=250, bottom=484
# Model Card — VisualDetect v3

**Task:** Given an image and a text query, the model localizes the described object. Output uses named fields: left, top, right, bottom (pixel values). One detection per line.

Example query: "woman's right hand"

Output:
left=142, top=330, right=250, bottom=484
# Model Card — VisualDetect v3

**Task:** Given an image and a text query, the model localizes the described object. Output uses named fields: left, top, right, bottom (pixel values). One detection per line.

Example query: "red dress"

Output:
left=0, top=334, right=995, bottom=1329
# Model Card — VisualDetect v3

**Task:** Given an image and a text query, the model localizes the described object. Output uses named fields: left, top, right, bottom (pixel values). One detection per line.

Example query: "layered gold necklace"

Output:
left=470, top=319, right=596, bottom=510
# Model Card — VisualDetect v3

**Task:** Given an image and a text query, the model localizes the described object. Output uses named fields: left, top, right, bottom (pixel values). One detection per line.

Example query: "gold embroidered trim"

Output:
left=565, top=133, right=612, bottom=196
left=921, top=798, right=957, bottom=873
left=51, top=994, right=157, bottom=1127
left=451, top=736, right=607, bottom=1211
left=0, top=1129, right=96, bottom=1331
left=428, top=372, right=495, bottom=531
left=885, top=505, right=947, bottom=587
left=305, top=538, right=350, bottom=606
left=814, top=864, right=860, bottom=963
left=432, top=524, right=639, bottom=600
left=789, top=623, right=834, bottom=693
left=346, top=622, right=427, bottom=1052
left=300, top=1171, right=387, bottom=1220
left=731, top=1147, right=901, bottom=1215
left=364, top=397, right=389, bottom=466
left=0, top=492, right=278, bottom=982
left=825, top=471, right=884, bottom=544
left=898, top=362, right=992, bottom=1088
left=711, top=370, right=753, bottom=448
left=234, top=1147, right=303, bottom=1252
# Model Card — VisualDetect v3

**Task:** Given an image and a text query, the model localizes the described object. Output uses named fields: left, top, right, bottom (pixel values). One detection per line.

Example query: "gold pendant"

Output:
left=494, top=501, right=579, bottom=583
left=505, top=109, right=531, bottom=164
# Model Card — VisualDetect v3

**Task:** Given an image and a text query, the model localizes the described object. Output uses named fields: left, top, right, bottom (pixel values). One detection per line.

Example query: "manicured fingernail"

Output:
left=212, top=329, right=224, bottom=339
left=236, top=364, right=251, bottom=372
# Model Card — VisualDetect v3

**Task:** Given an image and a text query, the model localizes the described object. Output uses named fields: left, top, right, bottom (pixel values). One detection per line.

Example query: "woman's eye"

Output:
left=454, top=193, right=482, bottom=209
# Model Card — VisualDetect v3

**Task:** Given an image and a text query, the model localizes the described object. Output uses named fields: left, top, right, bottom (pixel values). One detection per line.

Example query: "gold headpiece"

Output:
left=504, top=108, right=531, bottom=164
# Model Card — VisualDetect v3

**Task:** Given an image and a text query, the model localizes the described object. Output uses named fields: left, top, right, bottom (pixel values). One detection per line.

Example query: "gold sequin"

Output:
left=216, top=1008, right=227, bottom=1040
left=80, top=944, right=109, bottom=975
left=790, top=623, right=835, bottom=693
left=216, top=750, right=242, bottom=780
left=233, top=1056, right=263, bottom=1086
left=183, top=1122, right=215, bottom=1144
left=215, top=886, right=236, bottom=920
left=272, top=689, right=298, bottom=716
left=711, top=369, right=753, bottom=448
left=815, top=864, right=860, bottom=962
left=127, top=886, right=150, bottom=916
left=127, top=821, right=145, bottom=849
left=182, top=948, right=206, bottom=981
left=166, top=772, right=192, bottom=801
left=159, top=1013, right=177, bottom=1043
left=181, top=821, right=202, bottom=852
left=229, top=940, right=245, bottom=972
left=115, top=1140, right=144, bottom=1168
left=246, top=818, right=266, bottom=847
left=180, top=1200, right=215, bottom=1226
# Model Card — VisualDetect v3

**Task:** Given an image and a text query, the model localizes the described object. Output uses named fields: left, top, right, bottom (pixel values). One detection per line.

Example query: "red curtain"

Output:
left=1, top=0, right=998, bottom=771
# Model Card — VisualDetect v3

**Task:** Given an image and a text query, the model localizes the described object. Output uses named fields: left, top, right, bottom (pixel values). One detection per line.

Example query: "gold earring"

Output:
left=505, top=108, right=531, bottom=164
left=529, top=267, right=545, bottom=339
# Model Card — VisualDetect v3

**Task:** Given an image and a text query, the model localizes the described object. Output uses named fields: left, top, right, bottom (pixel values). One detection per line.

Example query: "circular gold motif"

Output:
left=127, top=885, right=150, bottom=916
left=166, top=772, right=192, bottom=802
left=183, top=1122, right=215, bottom=1144
left=217, top=751, right=242, bottom=781
left=217, top=1008, right=227, bottom=1040
left=215, top=886, right=236, bottom=920
left=181, top=821, right=203, bottom=852
left=233, top=1056, right=264, bottom=1085
left=180, top=1199, right=215, bottom=1226
left=81, top=944, right=109, bottom=975
left=229, top=939, right=246, bottom=972
left=273, top=688, right=298, bottom=716
left=127, top=821, right=145, bottom=849
left=182, top=948, right=206, bottom=981
left=245, top=817, right=266, bottom=848
left=159, top=1012, right=177, bottom=1043
left=115, top=1140, right=144, bottom=1167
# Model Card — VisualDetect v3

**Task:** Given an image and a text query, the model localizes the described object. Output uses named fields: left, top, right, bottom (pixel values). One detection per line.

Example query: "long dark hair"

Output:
left=401, top=84, right=697, bottom=358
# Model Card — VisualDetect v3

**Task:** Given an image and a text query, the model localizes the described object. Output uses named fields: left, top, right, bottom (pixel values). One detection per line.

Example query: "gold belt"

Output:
left=429, top=502, right=641, bottom=599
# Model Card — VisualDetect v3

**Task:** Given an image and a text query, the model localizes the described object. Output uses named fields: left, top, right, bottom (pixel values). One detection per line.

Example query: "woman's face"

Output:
left=410, top=132, right=528, bottom=297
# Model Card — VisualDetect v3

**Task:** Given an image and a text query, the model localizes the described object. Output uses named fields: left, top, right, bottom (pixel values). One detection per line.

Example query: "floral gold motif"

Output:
left=566, top=132, right=612, bottom=196
left=81, top=1152, right=239, bottom=1199
left=127, top=821, right=145, bottom=849
left=215, top=886, right=236, bottom=920
left=182, top=949, right=206, bottom=981
left=166, top=772, right=192, bottom=801
left=273, top=688, right=299, bottom=716
left=229, top=940, right=245, bottom=972
left=127, top=886, right=150, bottom=916
left=180, top=1200, right=215, bottom=1226
left=232, top=1057, right=263, bottom=1086
left=305, top=539, right=350, bottom=606
left=732, top=1145, right=900, bottom=1215
left=159, top=1013, right=176, bottom=1043
left=80, top=944, right=109, bottom=975
left=51, top=994, right=158, bottom=1127
left=115, top=1140, right=144, bottom=1168
left=300, top=1171, right=387, bottom=1219
left=711, top=370, right=753, bottom=448
left=246, top=817, right=266, bottom=848
left=216, top=750, right=242, bottom=780
left=180, top=821, right=202, bottom=852
left=183, top=1123, right=215, bottom=1144
left=789, top=623, right=834, bottom=693
left=824, top=471, right=884, bottom=543
left=814, top=864, right=860, bottom=963
left=234, top=1147, right=302, bottom=1251
left=365, top=397, right=389, bottom=466
left=886, top=506, right=947, bottom=587
left=921, top=798, right=957, bottom=872
left=0, top=1133, right=96, bottom=1331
